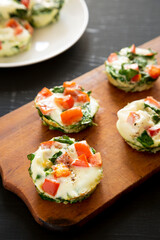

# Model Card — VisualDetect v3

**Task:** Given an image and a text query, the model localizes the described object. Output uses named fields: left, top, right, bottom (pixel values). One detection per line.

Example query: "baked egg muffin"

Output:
left=35, top=81, right=99, bottom=133
left=105, top=44, right=160, bottom=92
left=117, top=96, right=160, bottom=152
left=28, top=136, right=103, bottom=203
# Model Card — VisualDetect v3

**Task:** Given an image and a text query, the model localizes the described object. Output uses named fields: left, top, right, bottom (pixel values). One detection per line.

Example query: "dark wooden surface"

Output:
left=0, top=0, right=160, bottom=239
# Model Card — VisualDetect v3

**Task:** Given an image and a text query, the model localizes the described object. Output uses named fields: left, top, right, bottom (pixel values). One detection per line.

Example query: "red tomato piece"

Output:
left=54, top=95, right=74, bottom=110
left=88, top=152, right=102, bottom=167
left=146, top=65, right=160, bottom=79
left=148, top=126, right=160, bottom=137
left=21, top=0, right=30, bottom=8
left=36, top=87, right=53, bottom=102
left=130, top=44, right=136, bottom=53
left=53, top=163, right=71, bottom=178
left=74, top=141, right=92, bottom=159
left=107, top=53, right=118, bottom=63
left=23, top=22, right=33, bottom=35
left=63, top=81, right=76, bottom=88
left=64, top=87, right=78, bottom=97
left=131, top=74, right=141, bottom=82
left=6, top=19, right=19, bottom=28
left=38, top=105, right=55, bottom=115
left=144, top=96, right=160, bottom=108
left=76, top=91, right=90, bottom=103
left=42, top=179, right=59, bottom=196
left=40, top=141, right=55, bottom=149
left=127, top=112, right=140, bottom=125
left=145, top=52, right=154, bottom=56
left=61, top=107, right=83, bottom=125
left=14, top=26, right=23, bottom=35
left=72, top=154, right=89, bottom=167
left=0, top=41, right=2, bottom=50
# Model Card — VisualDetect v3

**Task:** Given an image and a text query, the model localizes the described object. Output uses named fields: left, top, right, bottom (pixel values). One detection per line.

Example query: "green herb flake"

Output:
left=91, top=147, right=96, bottom=154
left=54, top=135, right=74, bottom=145
left=137, top=130, right=154, bottom=148
left=51, top=86, right=64, bottom=93
left=35, top=174, right=41, bottom=180
left=27, top=153, right=35, bottom=161
left=49, top=151, right=63, bottom=164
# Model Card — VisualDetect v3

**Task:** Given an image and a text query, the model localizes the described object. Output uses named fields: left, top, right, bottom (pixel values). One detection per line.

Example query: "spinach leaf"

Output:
left=52, top=86, right=64, bottom=93
left=91, top=147, right=96, bottom=154
left=49, top=151, right=63, bottom=164
left=152, top=115, right=160, bottom=124
left=81, top=103, right=93, bottom=125
left=54, top=135, right=74, bottom=145
left=87, top=90, right=92, bottom=96
left=144, top=103, right=160, bottom=114
left=119, top=68, right=138, bottom=81
left=35, top=174, right=41, bottom=180
left=45, top=168, right=53, bottom=176
left=27, top=153, right=35, bottom=161
left=137, top=130, right=154, bottom=148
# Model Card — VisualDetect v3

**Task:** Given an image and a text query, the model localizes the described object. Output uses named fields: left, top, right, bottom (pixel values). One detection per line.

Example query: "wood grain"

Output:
left=0, top=36, right=160, bottom=230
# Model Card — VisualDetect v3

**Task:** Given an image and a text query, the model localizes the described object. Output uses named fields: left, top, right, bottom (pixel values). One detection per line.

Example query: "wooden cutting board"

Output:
left=0, top=36, right=160, bottom=231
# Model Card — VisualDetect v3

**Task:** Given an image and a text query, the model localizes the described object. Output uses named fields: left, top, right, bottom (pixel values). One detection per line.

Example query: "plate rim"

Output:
left=0, top=0, right=89, bottom=68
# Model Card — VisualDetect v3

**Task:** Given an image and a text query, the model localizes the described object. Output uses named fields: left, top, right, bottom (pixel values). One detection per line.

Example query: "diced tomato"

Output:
left=21, top=0, right=30, bottom=8
left=88, top=152, right=102, bottom=167
left=14, top=26, right=23, bottom=35
left=131, top=74, right=141, bottom=82
left=72, top=154, right=89, bottom=167
left=107, top=53, right=118, bottom=63
left=6, top=19, right=19, bottom=28
left=64, top=87, right=78, bottom=97
left=125, top=63, right=139, bottom=71
left=76, top=91, right=90, bottom=103
left=54, top=95, right=74, bottom=110
left=146, top=65, right=160, bottom=79
left=61, top=107, right=83, bottom=125
left=42, top=179, right=59, bottom=196
left=147, top=126, right=160, bottom=137
left=36, top=87, right=53, bottom=102
left=74, top=141, right=92, bottom=159
left=144, top=96, right=160, bottom=108
left=57, top=152, right=73, bottom=165
left=23, top=22, right=33, bottom=35
left=130, top=44, right=136, bottom=53
left=0, top=41, right=2, bottom=50
left=127, top=112, right=140, bottom=125
left=38, top=105, right=55, bottom=115
left=145, top=52, right=154, bottom=56
left=40, top=141, right=55, bottom=149
left=63, top=81, right=76, bottom=88
left=53, top=163, right=71, bottom=178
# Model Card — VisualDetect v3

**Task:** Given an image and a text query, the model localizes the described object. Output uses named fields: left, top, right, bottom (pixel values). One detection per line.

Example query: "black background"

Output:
left=0, top=0, right=160, bottom=239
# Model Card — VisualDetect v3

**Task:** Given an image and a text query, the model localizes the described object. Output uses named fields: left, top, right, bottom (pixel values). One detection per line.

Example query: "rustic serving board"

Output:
left=0, top=36, right=160, bottom=231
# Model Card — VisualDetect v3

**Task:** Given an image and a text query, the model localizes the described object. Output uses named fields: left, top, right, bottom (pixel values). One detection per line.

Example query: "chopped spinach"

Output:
left=27, top=153, right=35, bottom=161
left=152, top=115, right=160, bottom=124
left=119, top=68, right=138, bottom=81
left=144, top=103, right=160, bottom=114
left=45, top=168, right=53, bottom=176
left=81, top=103, right=93, bottom=125
left=137, top=130, right=154, bottom=148
left=35, top=174, right=41, bottom=180
left=49, top=151, right=63, bottom=164
left=51, top=86, right=64, bottom=93
left=54, top=135, right=74, bottom=145
left=91, top=147, right=96, bottom=154
left=87, top=90, right=92, bottom=96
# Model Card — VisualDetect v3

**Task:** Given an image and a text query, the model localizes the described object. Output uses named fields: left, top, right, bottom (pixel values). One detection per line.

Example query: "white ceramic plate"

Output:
left=0, top=0, right=89, bottom=68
